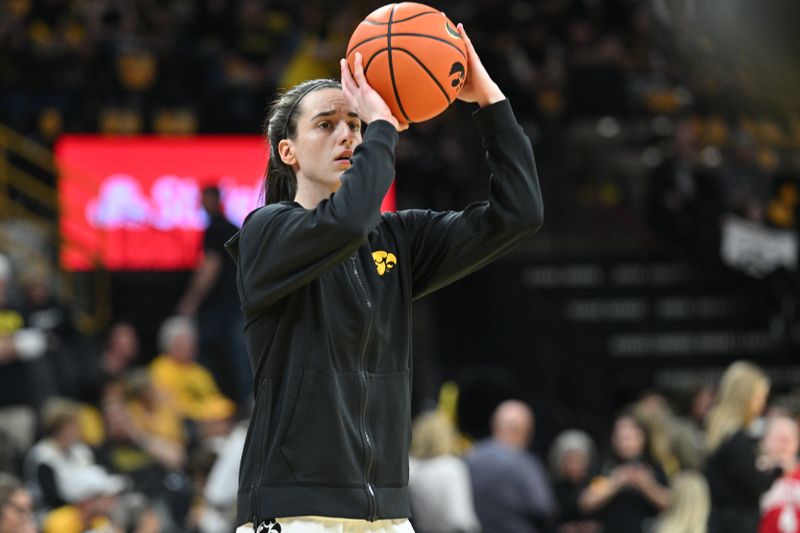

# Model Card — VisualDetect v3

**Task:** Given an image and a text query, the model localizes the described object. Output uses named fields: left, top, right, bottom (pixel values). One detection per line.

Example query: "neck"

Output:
left=294, top=177, right=337, bottom=209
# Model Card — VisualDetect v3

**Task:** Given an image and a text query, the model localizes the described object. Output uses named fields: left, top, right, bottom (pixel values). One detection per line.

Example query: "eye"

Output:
left=349, top=121, right=362, bottom=132
left=317, top=121, right=331, bottom=130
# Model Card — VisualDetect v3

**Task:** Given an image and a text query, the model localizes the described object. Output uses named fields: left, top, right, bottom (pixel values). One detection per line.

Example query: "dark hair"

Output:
left=262, top=79, right=342, bottom=205
left=611, top=410, right=652, bottom=464
left=202, top=185, right=221, bottom=201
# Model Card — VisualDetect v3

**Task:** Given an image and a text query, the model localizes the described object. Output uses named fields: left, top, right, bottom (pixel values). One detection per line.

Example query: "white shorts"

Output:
left=236, top=516, right=415, bottom=533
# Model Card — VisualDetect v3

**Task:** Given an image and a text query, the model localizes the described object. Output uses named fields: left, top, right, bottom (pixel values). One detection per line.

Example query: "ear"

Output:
left=278, top=139, right=296, bottom=166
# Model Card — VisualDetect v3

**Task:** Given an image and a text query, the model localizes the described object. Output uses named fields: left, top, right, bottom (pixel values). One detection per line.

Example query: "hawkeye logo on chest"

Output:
left=372, top=251, right=397, bottom=276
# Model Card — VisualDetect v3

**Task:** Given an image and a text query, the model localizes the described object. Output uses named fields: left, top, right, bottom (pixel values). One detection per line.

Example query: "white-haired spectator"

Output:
left=549, top=429, right=600, bottom=533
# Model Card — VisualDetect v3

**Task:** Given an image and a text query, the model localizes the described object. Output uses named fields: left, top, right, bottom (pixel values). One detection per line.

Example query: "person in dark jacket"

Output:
left=579, top=412, right=670, bottom=533
left=704, top=361, right=782, bottom=533
left=225, top=23, right=544, bottom=533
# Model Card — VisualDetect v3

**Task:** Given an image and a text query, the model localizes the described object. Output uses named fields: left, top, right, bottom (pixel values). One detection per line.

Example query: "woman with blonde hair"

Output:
left=704, top=361, right=782, bottom=533
left=651, top=470, right=710, bottom=533
left=407, top=411, right=480, bottom=533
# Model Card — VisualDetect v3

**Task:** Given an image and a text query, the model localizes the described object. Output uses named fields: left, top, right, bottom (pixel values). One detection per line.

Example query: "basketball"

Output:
left=346, top=2, right=468, bottom=125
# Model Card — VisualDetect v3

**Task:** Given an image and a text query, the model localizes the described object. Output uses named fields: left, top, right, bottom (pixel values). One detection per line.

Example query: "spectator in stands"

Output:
left=24, top=398, right=95, bottom=511
left=0, top=253, right=45, bottom=458
left=95, top=378, right=191, bottom=530
left=42, top=465, right=125, bottom=533
left=124, top=368, right=187, bottom=452
left=579, top=412, right=670, bottom=533
left=548, top=429, right=601, bottom=533
left=634, top=390, right=706, bottom=473
left=651, top=470, right=710, bottom=533
left=0, top=472, right=36, bottom=533
left=177, top=185, right=250, bottom=406
left=675, top=382, right=716, bottom=434
left=719, top=129, right=771, bottom=222
left=646, top=117, right=722, bottom=256
left=149, top=316, right=236, bottom=438
left=408, top=410, right=480, bottom=533
left=564, top=11, right=629, bottom=119
left=466, top=400, right=557, bottom=533
left=188, top=420, right=247, bottom=533
left=633, top=391, right=681, bottom=478
left=705, top=360, right=781, bottom=533
left=758, top=414, right=800, bottom=532
left=79, top=320, right=141, bottom=406
left=19, top=262, right=77, bottom=399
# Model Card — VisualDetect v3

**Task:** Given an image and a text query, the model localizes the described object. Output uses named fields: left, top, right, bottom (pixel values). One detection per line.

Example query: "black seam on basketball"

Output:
left=348, top=32, right=467, bottom=60
left=393, top=47, right=451, bottom=106
left=363, top=10, right=439, bottom=25
left=363, top=48, right=387, bottom=75
left=386, top=5, right=410, bottom=123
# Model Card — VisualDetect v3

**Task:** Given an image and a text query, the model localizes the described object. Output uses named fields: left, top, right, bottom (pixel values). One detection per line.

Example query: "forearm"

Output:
left=638, top=476, right=671, bottom=511
left=179, top=254, right=222, bottom=312
left=578, top=478, right=619, bottom=513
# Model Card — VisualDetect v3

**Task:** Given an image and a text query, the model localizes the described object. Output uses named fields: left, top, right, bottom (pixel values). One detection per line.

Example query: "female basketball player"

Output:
left=227, top=23, right=544, bottom=533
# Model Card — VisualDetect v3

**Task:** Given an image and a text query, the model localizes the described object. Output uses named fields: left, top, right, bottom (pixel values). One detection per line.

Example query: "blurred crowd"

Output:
left=1, top=249, right=248, bottom=532
left=2, top=0, right=799, bottom=216
left=406, top=360, right=800, bottom=533
left=3, top=261, right=800, bottom=533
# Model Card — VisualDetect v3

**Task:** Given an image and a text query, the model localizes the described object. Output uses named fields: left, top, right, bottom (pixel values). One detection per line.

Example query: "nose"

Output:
left=337, top=121, right=355, bottom=146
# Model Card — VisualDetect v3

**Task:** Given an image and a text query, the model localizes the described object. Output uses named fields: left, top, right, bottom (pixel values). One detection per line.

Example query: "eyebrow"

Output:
left=309, top=110, right=361, bottom=121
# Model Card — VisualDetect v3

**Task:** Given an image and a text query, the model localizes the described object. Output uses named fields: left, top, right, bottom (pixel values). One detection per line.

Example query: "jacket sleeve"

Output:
left=396, top=100, right=543, bottom=300
left=226, top=120, right=398, bottom=313
left=723, top=431, right=781, bottom=502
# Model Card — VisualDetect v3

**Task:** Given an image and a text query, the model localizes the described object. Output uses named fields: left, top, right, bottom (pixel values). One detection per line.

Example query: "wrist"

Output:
left=372, top=114, right=401, bottom=130
left=476, top=85, right=505, bottom=108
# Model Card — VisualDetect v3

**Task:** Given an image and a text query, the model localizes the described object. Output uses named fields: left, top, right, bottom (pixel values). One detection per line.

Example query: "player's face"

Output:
left=286, top=88, right=363, bottom=194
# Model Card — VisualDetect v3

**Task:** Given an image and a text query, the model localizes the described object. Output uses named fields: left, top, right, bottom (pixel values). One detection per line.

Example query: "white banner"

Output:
left=720, top=215, right=797, bottom=278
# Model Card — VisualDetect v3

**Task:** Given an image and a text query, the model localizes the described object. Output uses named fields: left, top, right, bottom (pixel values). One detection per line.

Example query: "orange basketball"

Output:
left=346, top=2, right=468, bottom=125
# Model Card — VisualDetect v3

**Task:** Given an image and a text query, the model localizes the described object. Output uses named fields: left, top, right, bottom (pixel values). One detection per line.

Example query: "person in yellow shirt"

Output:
left=149, top=316, right=236, bottom=437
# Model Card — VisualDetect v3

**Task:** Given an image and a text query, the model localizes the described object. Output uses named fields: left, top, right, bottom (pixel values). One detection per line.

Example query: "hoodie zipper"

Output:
left=349, top=254, right=377, bottom=521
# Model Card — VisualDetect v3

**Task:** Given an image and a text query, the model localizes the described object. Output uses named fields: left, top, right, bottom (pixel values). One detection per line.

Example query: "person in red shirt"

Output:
left=759, top=414, right=800, bottom=533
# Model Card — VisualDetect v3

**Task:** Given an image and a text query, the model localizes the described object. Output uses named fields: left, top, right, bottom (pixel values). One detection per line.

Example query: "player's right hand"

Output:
left=341, top=53, right=408, bottom=132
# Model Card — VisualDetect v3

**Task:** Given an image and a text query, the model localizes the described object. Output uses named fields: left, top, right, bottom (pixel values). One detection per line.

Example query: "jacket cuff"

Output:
left=472, top=99, right=518, bottom=139
left=364, top=119, right=400, bottom=147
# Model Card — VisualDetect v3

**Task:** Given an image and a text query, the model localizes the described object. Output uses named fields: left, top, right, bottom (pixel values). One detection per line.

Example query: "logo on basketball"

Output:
left=449, top=62, right=466, bottom=90
left=445, top=20, right=460, bottom=39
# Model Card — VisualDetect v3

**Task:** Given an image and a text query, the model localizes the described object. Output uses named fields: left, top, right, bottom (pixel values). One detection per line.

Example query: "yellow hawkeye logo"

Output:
left=372, top=251, right=397, bottom=276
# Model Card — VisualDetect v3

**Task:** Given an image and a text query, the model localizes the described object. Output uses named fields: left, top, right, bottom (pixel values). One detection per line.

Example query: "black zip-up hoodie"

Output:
left=225, top=100, right=543, bottom=524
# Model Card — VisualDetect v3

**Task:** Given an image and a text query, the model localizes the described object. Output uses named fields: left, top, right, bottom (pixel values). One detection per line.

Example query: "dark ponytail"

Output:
left=262, top=79, right=342, bottom=205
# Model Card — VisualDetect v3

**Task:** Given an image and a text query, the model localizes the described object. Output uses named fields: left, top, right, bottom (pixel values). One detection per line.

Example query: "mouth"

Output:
left=334, top=151, right=353, bottom=165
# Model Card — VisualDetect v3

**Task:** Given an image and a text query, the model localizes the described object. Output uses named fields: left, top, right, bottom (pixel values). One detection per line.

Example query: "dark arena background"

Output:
left=2, top=0, right=800, bottom=531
